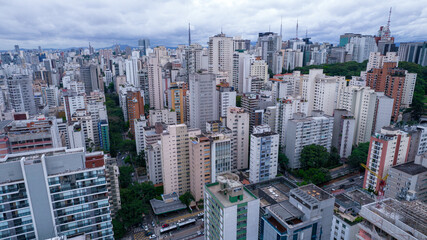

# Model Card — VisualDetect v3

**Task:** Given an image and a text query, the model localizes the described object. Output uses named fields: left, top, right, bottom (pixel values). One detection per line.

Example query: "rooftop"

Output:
left=392, top=161, right=427, bottom=175
left=150, top=193, right=187, bottom=215
left=246, top=177, right=297, bottom=207
left=270, top=200, right=304, bottom=222
left=292, top=184, right=333, bottom=204
left=206, top=182, right=257, bottom=208
left=344, top=189, right=375, bottom=207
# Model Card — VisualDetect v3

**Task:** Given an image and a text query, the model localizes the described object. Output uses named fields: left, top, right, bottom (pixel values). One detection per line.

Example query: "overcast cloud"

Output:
left=0, top=0, right=425, bottom=50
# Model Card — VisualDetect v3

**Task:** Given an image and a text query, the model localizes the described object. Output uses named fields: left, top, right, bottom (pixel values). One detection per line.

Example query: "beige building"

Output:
left=226, top=107, right=250, bottom=170
left=161, top=124, right=201, bottom=195
left=190, top=135, right=212, bottom=201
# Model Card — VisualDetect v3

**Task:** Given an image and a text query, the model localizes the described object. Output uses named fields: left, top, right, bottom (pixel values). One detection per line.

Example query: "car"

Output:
left=144, top=225, right=149, bottom=231
left=201, top=218, right=204, bottom=222
left=145, top=232, right=151, bottom=236
left=152, top=221, right=155, bottom=227
left=162, top=224, right=169, bottom=228
left=197, top=231, right=202, bottom=235
left=349, top=178, right=355, bottom=182
left=149, top=234, right=157, bottom=239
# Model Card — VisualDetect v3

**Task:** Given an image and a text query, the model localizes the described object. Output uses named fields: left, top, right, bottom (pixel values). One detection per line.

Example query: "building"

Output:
left=189, top=135, right=212, bottom=201
left=98, top=119, right=110, bottom=152
left=257, top=32, right=282, bottom=71
left=261, top=184, right=334, bottom=240
left=134, top=117, right=148, bottom=155
left=80, top=64, right=99, bottom=95
left=208, top=33, right=234, bottom=82
left=62, top=91, right=85, bottom=123
left=168, top=82, right=188, bottom=124
left=146, top=142, right=163, bottom=185
left=0, top=148, right=114, bottom=239
left=126, top=90, right=145, bottom=136
left=226, top=107, right=250, bottom=170
left=189, top=73, right=219, bottom=131
left=332, top=109, right=355, bottom=158
left=148, top=109, right=176, bottom=125
left=358, top=199, right=426, bottom=240
left=138, top=38, right=150, bottom=56
left=276, top=97, right=308, bottom=148
left=385, top=161, right=427, bottom=202
left=5, top=118, right=61, bottom=154
left=7, top=75, right=37, bottom=115
left=105, top=156, right=121, bottom=218
left=125, top=57, right=139, bottom=87
left=363, top=127, right=410, bottom=192
left=285, top=111, right=334, bottom=169
left=218, top=86, right=236, bottom=119
left=398, top=41, right=427, bottom=66
left=204, top=173, right=260, bottom=240
left=148, top=56, right=164, bottom=110
left=250, top=58, right=269, bottom=83
left=345, top=35, right=378, bottom=63
left=161, top=124, right=201, bottom=195
left=249, top=125, right=279, bottom=183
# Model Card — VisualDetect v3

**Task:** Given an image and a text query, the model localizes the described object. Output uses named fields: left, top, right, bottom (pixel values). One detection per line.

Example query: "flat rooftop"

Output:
left=293, top=184, right=334, bottom=203
left=150, top=197, right=187, bottom=215
left=392, top=161, right=427, bottom=175
left=206, top=182, right=257, bottom=208
left=246, top=177, right=297, bottom=207
left=345, top=189, right=375, bottom=207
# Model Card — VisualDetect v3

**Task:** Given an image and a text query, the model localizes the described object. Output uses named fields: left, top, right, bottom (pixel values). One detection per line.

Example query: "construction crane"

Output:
left=361, top=163, right=389, bottom=208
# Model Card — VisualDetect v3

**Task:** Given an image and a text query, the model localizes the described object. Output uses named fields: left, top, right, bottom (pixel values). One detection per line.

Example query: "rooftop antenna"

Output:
left=269, top=25, right=271, bottom=32
left=280, top=16, right=283, bottom=37
left=305, top=28, right=308, bottom=39
left=188, top=22, right=191, bottom=46
left=221, top=26, right=223, bottom=34
left=384, top=7, right=392, bottom=39
left=296, top=19, right=299, bottom=40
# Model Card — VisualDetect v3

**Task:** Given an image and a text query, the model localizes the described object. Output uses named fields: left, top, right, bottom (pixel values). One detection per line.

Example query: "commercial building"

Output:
left=398, top=41, right=427, bottom=66
left=80, top=64, right=99, bottom=95
left=226, top=107, right=250, bottom=170
left=249, top=125, right=279, bottom=183
left=257, top=32, right=282, bottom=71
left=261, top=184, right=334, bottom=240
left=0, top=148, right=114, bottom=239
left=363, top=127, right=410, bottom=192
left=204, top=173, right=260, bottom=240
left=7, top=75, right=37, bottom=115
left=285, top=111, right=334, bottom=169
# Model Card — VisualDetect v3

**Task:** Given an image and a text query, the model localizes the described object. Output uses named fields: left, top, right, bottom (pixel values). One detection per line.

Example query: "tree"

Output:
left=179, top=192, right=195, bottom=207
left=119, top=166, right=134, bottom=188
left=133, top=151, right=146, bottom=168
left=348, top=142, right=370, bottom=169
left=327, top=147, right=341, bottom=167
left=300, top=144, right=329, bottom=169
left=296, top=168, right=331, bottom=185
left=236, top=95, right=242, bottom=107
left=278, top=152, right=289, bottom=170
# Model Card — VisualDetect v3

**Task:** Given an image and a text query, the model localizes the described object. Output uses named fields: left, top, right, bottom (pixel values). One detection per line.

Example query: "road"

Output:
left=323, top=173, right=364, bottom=193
left=160, top=218, right=204, bottom=240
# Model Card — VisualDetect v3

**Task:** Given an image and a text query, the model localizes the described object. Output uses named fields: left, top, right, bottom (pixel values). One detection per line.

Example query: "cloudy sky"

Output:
left=0, top=0, right=425, bottom=50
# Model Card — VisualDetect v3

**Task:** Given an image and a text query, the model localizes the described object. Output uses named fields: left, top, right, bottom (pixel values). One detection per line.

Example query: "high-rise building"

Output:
left=189, top=73, right=219, bottom=131
left=398, top=41, right=427, bottom=66
left=226, top=107, right=250, bottom=170
left=80, top=64, right=99, bottom=95
left=189, top=135, right=212, bottom=201
left=125, top=57, right=139, bottom=87
left=148, top=109, right=176, bottom=125
left=249, top=125, right=279, bottom=183
left=285, top=111, right=334, bottom=169
left=7, top=75, right=37, bottom=115
left=332, top=109, right=355, bottom=158
left=99, top=119, right=110, bottom=152
left=261, top=184, right=334, bottom=240
left=276, top=97, right=308, bottom=148
left=168, top=82, right=188, bottom=124
left=161, top=124, right=201, bottom=195
left=233, top=37, right=251, bottom=51
left=345, top=35, right=378, bottom=63
left=208, top=33, right=234, bottom=80
left=148, top=56, right=164, bottom=110
left=105, top=156, right=122, bottom=219
left=363, top=127, right=410, bottom=192
left=218, top=85, right=236, bottom=119
left=312, top=75, right=346, bottom=116
left=62, top=91, right=86, bottom=123
left=257, top=32, right=282, bottom=70
left=138, top=38, right=150, bottom=56
left=146, top=142, right=163, bottom=185
left=126, top=90, right=144, bottom=136
left=204, top=172, right=260, bottom=240
left=250, top=58, right=269, bottom=83
left=186, top=43, right=204, bottom=75
left=0, top=148, right=114, bottom=239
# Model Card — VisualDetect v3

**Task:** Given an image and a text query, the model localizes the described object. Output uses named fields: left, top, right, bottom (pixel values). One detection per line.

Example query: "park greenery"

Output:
left=179, top=192, right=195, bottom=207
left=113, top=166, right=163, bottom=239
left=348, top=142, right=370, bottom=170
left=293, top=61, right=427, bottom=121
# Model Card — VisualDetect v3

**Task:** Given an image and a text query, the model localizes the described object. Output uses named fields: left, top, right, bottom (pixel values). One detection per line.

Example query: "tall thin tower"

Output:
left=188, top=22, right=191, bottom=46
left=296, top=19, right=299, bottom=40
left=280, top=16, right=283, bottom=37
left=384, top=7, right=392, bottom=39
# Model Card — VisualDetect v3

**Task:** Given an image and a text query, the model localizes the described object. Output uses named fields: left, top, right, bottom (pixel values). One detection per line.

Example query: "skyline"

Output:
left=0, top=0, right=426, bottom=50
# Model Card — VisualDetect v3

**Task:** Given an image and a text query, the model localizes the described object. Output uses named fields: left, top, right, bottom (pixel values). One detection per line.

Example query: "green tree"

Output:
left=278, top=152, right=289, bottom=170
left=119, top=166, right=134, bottom=188
left=236, top=95, right=242, bottom=107
left=348, top=142, right=370, bottom=169
left=327, top=147, right=341, bottom=167
left=296, top=168, right=331, bottom=185
left=300, top=144, right=329, bottom=169
left=179, top=192, right=195, bottom=207
left=133, top=151, right=146, bottom=168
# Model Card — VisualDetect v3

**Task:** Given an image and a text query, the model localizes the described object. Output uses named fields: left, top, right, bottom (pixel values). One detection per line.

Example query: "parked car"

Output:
left=149, top=234, right=157, bottom=239
left=144, top=225, right=149, bottom=231
left=162, top=224, right=169, bottom=228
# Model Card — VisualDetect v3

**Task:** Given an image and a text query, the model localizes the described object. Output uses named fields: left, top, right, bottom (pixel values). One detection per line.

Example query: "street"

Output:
left=323, top=172, right=364, bottom=192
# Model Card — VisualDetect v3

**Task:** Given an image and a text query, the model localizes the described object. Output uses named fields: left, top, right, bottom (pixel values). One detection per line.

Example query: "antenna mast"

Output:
left=188, top=22, right=191, bottom=46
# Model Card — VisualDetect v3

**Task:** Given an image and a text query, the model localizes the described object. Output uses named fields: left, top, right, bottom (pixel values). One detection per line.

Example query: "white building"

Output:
left=402, top=72, right=417, bottom=107
left=204, top=173, right=260, bottom=240
left=208, top=33, right=234, bottom=84
left=226, top=107, right=250, bottom=170
left=250, top=59, right=269, bottom=83
left=249, top=125, right=279, bottom=183
left=146, top=142, right=163, bottom=185
left=134, top=117, right=148, bottom=155
left=276, top=97, right=308, bottom=148
left=125, top=57, right=139, bottom=87
left=149, top=109, right=177, bottom=125
left=148, top=56, right=164, bottom=110
left=345, top=35, right=378, bottom=63
left=285, top=111, right=334, bottom=169
left=218, top=87, right=236, bottom=118
left=313, top=75, right=346, bottom=116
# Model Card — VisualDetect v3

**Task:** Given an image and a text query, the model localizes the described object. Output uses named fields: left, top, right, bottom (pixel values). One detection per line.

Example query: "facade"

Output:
left=218, top=86, right=236, bottom=119
left=146, top=142, right=163, bottom=185
left=226, top=107, right=250, bottom=170
left=0, top=148, right=114, bottom=239
left=385, top=161, right=427, bottom=202
left=134, top=117, right=147, bottom=155
left=63, top=92, right=86, bottom=123
left=398, top=41, right=427, bottom=66
left=276, top=97, right=308, bottom=148
left=7, top=75, right=37, bottom=115
left=249, top=125, right=279, bottom=183
left=168, top=82, right=188, bottom=124
left=126, top=90, right=145, bottom=136
left=285, top=111, right=334, bottom=169
left=105, top=157, right=121, bottom=219
left=80, top=64, right=99, bottom=95
left=363, top=127, right=410, bottom=192
left=208, top=33, right=234, bottom=82
left=148, top=109, right=176, bottom=126
left=257, top=32, right=282, bottom=71
left=148, top=56, right=164, bottom=110
left=250, top=59, right=269, bottom=83
left=189, top=135, right=211, bottom=201
left=332, top=109, right=355, bottom=158
left=261, top=184, right=334, bottom=240
left=189, top=73, right=219, bottom=131
left=204, top=173, right=260, bottom=240
left=161, top=124, right=201, bottom=195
